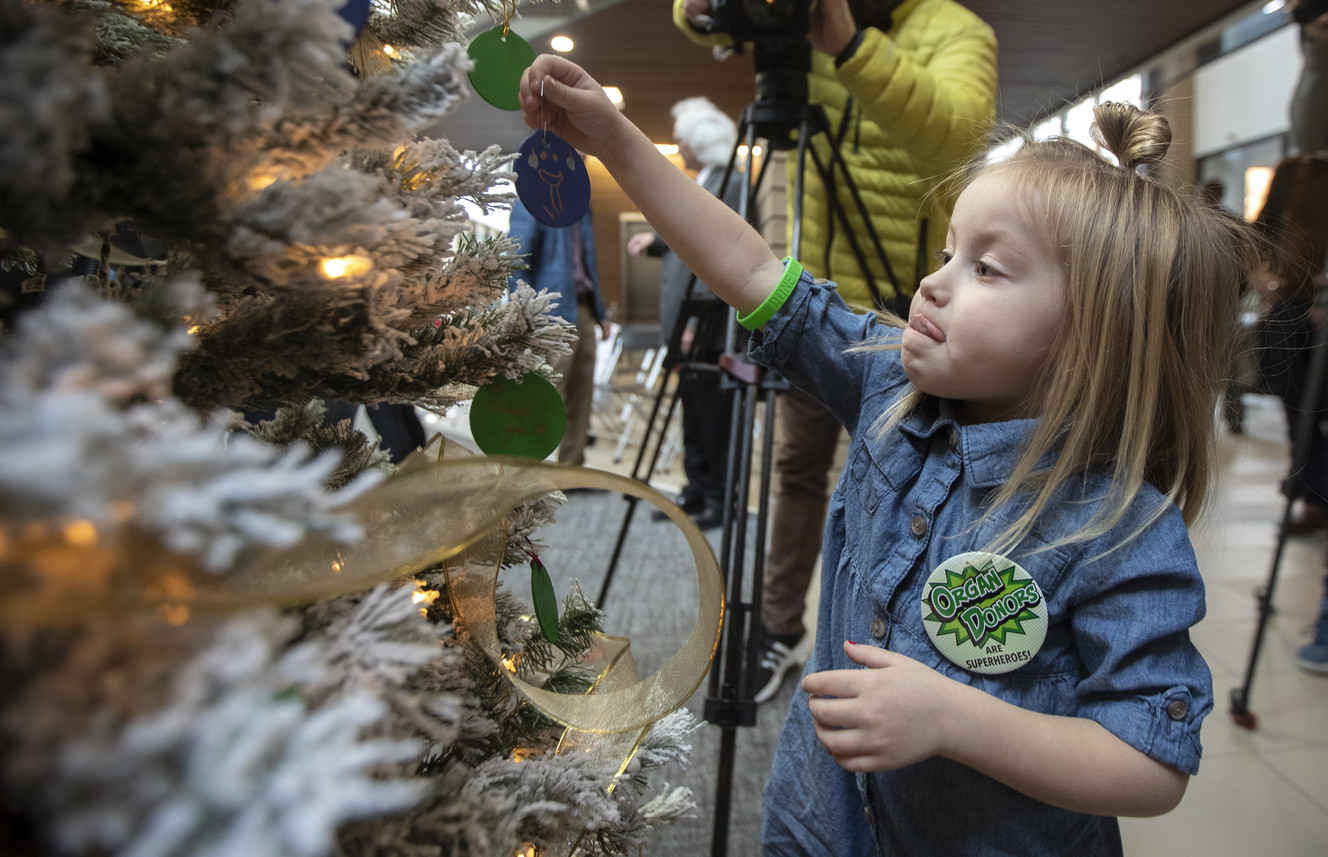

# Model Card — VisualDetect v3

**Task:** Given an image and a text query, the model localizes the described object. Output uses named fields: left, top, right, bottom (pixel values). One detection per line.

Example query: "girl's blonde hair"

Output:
left=877, top=102, right=1259, bottom=554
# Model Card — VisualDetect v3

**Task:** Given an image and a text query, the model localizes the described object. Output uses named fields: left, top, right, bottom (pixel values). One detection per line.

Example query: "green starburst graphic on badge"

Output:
left=923, top=561, right=1041, bottom=649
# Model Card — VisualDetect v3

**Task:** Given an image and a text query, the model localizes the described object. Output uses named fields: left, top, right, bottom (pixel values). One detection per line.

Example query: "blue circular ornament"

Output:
left=336, top=0, right=374, bottom=32
left=515, top=130, right=591, bottom=228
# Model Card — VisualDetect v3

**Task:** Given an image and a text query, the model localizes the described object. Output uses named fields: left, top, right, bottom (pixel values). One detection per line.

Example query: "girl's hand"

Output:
left=801, top=641, right=963, bottom=772
left=518, top=55, right=626, bottom=159
left=808, top=645, right=1192, bottom=816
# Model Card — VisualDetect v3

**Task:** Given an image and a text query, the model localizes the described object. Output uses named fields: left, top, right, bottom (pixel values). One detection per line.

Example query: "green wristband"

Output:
left=737, top=257, right=803, bottom=330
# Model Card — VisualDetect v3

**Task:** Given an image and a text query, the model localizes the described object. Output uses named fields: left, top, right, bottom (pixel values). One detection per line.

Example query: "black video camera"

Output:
left=713, top=0, right=811, bottom=44
left=711, top=0, right=813, bottom=104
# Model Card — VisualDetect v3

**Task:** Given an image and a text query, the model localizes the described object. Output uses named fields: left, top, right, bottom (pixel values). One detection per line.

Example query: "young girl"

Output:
left=518, top=56, right=1256, bottom=855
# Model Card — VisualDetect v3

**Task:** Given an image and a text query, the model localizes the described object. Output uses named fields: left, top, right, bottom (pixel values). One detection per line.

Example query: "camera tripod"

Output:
left=595, top=92, right=898, bottom=857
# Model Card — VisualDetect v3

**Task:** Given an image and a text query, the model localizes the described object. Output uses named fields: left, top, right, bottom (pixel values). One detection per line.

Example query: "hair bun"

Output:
left=1090, top=102, right=1171, bottom=170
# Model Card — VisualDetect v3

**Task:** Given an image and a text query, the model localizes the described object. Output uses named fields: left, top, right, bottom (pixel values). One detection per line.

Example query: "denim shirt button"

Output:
left=948, top=428, right=959, bottom=449
left=871, top=616, right=887, bottom=640
left=910, top=515, right=927, bottom=536
left=1166, top=698, right=1189, bottom=721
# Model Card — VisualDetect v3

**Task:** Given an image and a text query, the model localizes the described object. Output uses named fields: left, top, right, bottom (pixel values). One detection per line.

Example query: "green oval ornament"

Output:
left=466, top=26, right=536, bottom=111
left=469, top=371, right=566, bottom=460
left=530, top=557, right=559, bottom=642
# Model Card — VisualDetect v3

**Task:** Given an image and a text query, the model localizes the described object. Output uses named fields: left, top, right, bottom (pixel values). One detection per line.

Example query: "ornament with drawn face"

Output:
left=515, top=130, right=590, bottom=228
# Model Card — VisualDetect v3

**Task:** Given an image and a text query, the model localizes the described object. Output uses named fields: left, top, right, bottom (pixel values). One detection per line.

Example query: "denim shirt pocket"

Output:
left=848, top=443, right=883, bottom=514
left=848, top=435, right=923, bottom=510
left=1002, top=544, right=1081, bottom=681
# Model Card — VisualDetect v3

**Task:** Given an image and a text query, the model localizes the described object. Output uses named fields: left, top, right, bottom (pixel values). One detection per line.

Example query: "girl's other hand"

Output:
left=801, top=641, right=962, bottom=772
left=518, top=55, right=623, bottom=159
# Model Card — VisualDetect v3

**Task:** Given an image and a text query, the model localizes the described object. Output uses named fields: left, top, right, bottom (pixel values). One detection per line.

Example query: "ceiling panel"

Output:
left=430, top=0, right=1269, bottom=155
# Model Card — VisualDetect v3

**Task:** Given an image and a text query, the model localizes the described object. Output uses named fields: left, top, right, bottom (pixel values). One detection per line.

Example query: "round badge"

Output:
left=469, top=371, right=566, bottom=460
left=514, top=130, right=591, bottom=228
left=466, top=26, right=535, bottom=111
left=920, top=551, right=1047, bottom=675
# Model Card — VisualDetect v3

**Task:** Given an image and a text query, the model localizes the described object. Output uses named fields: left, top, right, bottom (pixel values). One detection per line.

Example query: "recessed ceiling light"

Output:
left=550, top=35, right=574, bottom=52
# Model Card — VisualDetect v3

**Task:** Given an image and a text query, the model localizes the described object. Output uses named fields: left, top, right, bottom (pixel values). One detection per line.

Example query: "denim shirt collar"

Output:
left=897, top=397, right=1043, bottom=489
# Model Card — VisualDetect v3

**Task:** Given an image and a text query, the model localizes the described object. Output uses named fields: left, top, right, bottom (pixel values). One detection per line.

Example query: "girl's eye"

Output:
left=975, top=260, right=995, bottom=277
left=932, top=248, right=953, bottom=271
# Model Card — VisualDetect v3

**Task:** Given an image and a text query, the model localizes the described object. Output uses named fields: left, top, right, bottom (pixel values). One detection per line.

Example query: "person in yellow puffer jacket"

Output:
left=674, top=0, right=997, bottom=704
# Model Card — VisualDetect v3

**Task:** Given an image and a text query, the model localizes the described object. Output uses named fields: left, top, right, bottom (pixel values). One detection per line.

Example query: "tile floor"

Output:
left=1117, top=394, right=1328, bottom=854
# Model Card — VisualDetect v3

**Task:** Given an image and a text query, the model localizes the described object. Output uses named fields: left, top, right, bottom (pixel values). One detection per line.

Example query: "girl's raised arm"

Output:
left=518, top=55, right=786, bottom=319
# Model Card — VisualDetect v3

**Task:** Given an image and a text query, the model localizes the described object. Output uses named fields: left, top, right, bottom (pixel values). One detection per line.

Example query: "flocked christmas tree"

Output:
left=0, top=1, right=699, bottom=854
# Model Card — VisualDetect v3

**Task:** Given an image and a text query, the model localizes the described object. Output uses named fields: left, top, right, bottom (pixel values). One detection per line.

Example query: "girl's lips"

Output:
left=908, top=311, right=944, bottom=342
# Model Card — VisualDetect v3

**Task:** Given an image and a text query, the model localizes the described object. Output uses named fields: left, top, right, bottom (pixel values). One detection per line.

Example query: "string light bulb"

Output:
left=319, top=255, right=373, bottom=279
left=550, top=35, right=573, bottom=52
left=63, top=520, right=98, bottom=546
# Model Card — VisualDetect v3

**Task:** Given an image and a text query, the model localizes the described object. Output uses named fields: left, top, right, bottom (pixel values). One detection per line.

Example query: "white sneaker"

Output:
left=753, top=633, right=804, bottom=704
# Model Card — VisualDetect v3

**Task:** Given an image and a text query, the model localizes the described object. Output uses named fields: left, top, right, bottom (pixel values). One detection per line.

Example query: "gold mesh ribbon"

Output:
left=1, top=436, right=724, bottom=748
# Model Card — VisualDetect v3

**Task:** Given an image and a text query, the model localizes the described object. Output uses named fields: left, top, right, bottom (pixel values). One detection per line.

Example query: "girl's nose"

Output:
left=917, top=267, right=943, bottom=304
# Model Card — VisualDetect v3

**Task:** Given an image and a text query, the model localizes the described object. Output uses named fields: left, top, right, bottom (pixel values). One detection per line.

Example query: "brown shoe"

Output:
left=1286, top=503, right=1327, bottom=535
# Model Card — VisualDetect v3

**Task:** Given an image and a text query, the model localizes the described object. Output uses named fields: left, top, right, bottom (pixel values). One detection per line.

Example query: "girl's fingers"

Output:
left=801, top=667, right=869, bottom=699
left=806, top=695, right=858, bottom=729
left=843, top=640, right=899, bottom=668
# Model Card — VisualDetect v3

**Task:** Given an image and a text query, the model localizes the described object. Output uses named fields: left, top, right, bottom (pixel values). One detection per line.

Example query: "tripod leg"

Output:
left=597, top=366, right=684, bottom=606
left=708, top=369, right=766, bottom=857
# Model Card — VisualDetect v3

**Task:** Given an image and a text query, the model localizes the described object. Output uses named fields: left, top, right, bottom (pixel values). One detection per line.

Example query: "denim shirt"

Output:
left=749, top=275, right=1213, bottom=857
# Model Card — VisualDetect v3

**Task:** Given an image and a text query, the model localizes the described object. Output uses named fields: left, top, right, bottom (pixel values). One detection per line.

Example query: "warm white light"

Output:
left=550, top=35, right=574, bottom=52
left=737, top=144, right=764, bottom=158
left=63, top=520, right=97, bottom=546
left=656, top=143, right=680, bottom=155
left=412, top=589, right=439, bottom=605
left=1244, top=166, right=1275, bottom=222
left=602, top=86, right=623, bottom=105
left=383, top=44, right=398, bottom=57
left=319, top=254, right=373, bottom=279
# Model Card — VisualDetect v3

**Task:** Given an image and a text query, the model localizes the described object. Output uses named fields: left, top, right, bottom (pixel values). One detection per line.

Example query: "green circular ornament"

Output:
left=469, top=371, right=566, bottom=460
left=920, top=551, right=1047, bottom=675
left=466, top=26, right=536, bottom=111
